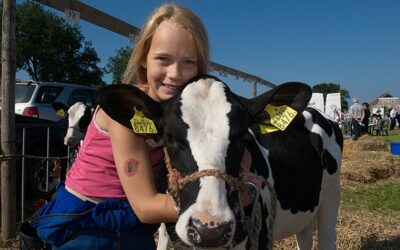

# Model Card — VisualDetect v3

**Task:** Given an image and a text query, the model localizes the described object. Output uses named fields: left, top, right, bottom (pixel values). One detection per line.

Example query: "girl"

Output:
left=28, top=4, right=209, bottom=249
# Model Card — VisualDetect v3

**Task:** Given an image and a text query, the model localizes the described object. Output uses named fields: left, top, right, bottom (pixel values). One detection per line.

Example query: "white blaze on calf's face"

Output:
left=64, top=102, right=87, bottom=147
left=175, top=78, right=235, bottom=243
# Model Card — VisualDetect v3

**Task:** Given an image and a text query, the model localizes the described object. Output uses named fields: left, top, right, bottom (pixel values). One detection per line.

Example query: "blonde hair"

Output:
left=122, top=4, right=209, bottom=85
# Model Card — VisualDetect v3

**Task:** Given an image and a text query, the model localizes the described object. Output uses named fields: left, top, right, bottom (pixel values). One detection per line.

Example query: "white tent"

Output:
left=326, top=93, right=341, bottom=118
left=308, top=93, right=324, bottom=113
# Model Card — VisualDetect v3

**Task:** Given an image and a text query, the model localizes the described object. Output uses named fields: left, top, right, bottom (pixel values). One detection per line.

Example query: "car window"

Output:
left=15, top=84, right=37, bottom=103
left=67, top=89, right=96, bottom=108
left=35, top=86, right=63, bottom=104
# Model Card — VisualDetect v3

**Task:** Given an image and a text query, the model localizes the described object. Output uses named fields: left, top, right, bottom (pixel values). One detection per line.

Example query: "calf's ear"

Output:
left=52, top=102, right=69, bottom=119
left=52, top=102, right=69, bottom=112
left=95, top=84, right=163, bottom=130
left=245, top=82, right=312, bottom=124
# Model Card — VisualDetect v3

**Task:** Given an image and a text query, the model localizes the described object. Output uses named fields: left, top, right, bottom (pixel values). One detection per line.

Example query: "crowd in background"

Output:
left=330, top=99, right=399, bottom=140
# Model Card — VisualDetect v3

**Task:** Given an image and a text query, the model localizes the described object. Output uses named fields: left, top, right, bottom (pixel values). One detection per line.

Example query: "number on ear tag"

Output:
left=265, top=104, right=297, bottom=131
left=130, top=107, right=158, bottom=134
left=56, top=109, right=66, bottom=118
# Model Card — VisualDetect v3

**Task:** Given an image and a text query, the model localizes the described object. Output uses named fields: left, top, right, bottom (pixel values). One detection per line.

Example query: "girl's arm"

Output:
left=100, top=108, right=178, bottom=224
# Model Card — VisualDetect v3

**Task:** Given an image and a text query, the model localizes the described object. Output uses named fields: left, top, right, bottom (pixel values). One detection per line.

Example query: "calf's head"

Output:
left=96, top=75, right=311, bottom=248
left=64, top=102, right=92, bottom=147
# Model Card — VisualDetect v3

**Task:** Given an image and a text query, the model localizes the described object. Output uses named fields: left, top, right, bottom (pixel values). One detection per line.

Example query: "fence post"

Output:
left=1, top=0, right=17, bottom=244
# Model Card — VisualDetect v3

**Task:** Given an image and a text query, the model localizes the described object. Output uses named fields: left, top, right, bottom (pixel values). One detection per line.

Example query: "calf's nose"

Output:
left=64, top=137, right=75, bottom=146
left=187, top=215, right=234, bottom=248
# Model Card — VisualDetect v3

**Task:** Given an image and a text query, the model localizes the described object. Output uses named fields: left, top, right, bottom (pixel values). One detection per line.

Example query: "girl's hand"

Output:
left=239, top=148, right=263, bottom=206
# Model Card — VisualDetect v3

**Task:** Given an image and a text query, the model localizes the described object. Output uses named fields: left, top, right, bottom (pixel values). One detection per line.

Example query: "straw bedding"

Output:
left=3, top=136, right=398, bottom=249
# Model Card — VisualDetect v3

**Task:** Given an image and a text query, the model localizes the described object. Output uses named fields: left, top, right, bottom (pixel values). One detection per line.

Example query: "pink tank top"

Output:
left=65, top=109, right=164, bottom=199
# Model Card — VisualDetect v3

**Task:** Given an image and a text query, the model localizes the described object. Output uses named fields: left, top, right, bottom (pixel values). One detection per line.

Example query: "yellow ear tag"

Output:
left=56, top=109, right=65, bottom=117
left=259, top=124, right=279, bottom=134
left=264, top=104, right=297, bottom=131
left=130, top=107, right=158, bottom=134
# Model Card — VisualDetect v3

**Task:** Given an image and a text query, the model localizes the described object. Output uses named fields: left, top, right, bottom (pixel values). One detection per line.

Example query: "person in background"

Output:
left=373, top=114, right=383, bottom=135
left=361, top=102, right=371, bottom=134
left=397, top=112, right=400, bottom=129
left=385, top=112, right=392, bottom=127
left=389, top=108, right=397, bottom=130
left=349, top=97, right=364, bottom=140
left=333, top=110, right=342, bottom=127
left=342, top=110, right=350, bottom=120
left=370, top=113, right=378, bottom=125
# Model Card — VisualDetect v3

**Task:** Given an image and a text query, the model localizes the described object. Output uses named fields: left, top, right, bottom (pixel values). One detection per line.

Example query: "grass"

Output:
left=377, top=128, right=400, bottom=144
left=341, top=179, right=400, bottom=215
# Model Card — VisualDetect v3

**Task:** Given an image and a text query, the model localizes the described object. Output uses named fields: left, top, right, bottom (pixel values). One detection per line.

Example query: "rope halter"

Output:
left=163, top=147, right=246, bottom=208
left=67, top=126, right=86, bottom=133
left=163, top=147, right=276, bottom=250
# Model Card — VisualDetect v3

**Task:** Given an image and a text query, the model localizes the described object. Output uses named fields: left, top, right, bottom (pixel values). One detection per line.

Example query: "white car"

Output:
left=14, top=80, right=97, bottom=121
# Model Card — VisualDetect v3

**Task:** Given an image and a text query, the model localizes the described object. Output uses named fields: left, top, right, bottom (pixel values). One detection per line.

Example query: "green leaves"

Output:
left=3, top=1, right=105, bottom=87
left=105, top=46, right=132, bottom=84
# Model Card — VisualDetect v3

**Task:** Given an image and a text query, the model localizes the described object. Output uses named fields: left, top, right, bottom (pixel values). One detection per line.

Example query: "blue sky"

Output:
left=18, top=0, right=400, bottom=104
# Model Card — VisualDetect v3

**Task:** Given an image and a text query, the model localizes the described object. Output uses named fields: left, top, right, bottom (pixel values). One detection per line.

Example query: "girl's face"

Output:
left=144, top=21, right=199, bottom=102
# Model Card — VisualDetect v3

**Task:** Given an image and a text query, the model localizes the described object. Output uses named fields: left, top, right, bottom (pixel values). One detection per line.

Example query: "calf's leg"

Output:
left=295, top=218, right=315, bottom=250
left=316, top=180, right=340, bottom=250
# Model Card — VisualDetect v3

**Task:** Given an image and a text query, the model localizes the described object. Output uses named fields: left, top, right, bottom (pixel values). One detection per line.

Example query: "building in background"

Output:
left=370, top=96, right=400, bottom=115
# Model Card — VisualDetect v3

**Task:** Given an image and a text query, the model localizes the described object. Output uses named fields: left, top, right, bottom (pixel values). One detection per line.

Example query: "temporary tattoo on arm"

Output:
left=124, top=159, right=139, bottom=177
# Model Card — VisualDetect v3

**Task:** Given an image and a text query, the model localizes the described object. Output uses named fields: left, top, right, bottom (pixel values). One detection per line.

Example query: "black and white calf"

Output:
left=96, top=75, right=343, bottom=250
left=51, top=101, right=92, bottom=147
left=63, top=102, right=92, bottom=147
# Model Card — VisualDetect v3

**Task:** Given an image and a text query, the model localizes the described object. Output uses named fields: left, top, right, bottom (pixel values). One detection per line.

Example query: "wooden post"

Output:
left=33, top=0, right=276, bottom=90
left=253, top=82, right=257, bottom=97
left=1, top=0, right=17, bottom=243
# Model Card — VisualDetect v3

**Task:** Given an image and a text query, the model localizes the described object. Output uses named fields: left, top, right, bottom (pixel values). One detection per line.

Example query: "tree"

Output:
left=312, top=82, right=350, bottom=111
left=105, top=45, right=131, bottom=83
left=1, top=1, right=105, bottom=88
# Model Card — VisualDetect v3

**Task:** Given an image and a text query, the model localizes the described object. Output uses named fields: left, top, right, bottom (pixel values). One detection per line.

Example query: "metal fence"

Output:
left=13, top=122, right=75, bottom=222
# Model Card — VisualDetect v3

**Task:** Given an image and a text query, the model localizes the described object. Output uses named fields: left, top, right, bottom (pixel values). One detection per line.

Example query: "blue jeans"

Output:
left=30, top=183, right=156, bottom=250
left=351, top=118, right=361, bottom=139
